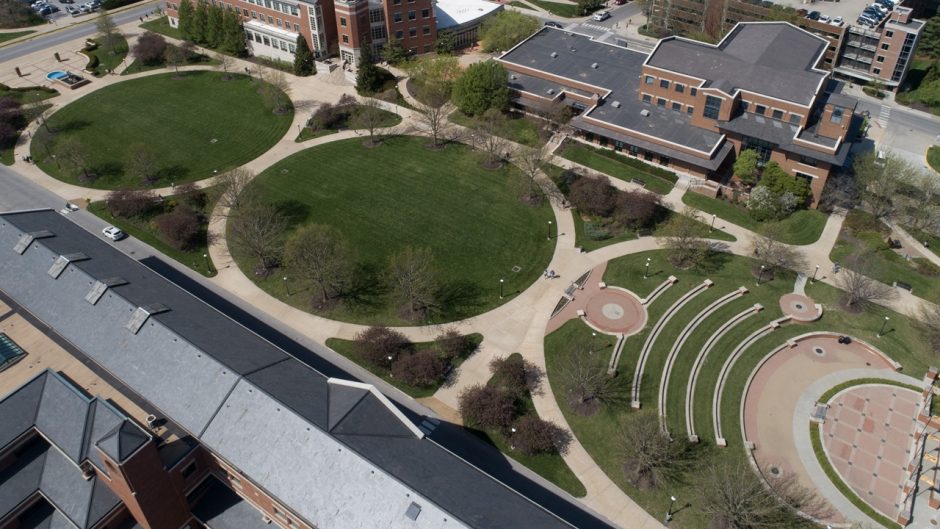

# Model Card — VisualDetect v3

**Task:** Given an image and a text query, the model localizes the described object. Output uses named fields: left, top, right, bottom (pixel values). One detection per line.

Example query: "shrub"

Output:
left=569, top=175, right=617, bottom=217
left=154, top=206, right=201, bottom=250
left=552, top=169, right=582, bottom=196
left=458, top=384, right=518, bottom=431
left=352, top=326, right=413, bottom=368
left=452, top=60, right=509, bottom=116
left=391, top=349, right=447, bottom=387
left=0, top=97, right=24, bottom=131
left=0, top=121, right=17, bottom=148
left=133, top=32, right=167, bottom=66
left=174, top=182, right=208, bottom=209
left=614, top=191, right=661, bottom=230
left=435, top=330, right=476, bottom=361
left=86, top=54, right=99, bottom=71
left=489, top=354, right=539, bottom=399
left=510, top=415, right=569, bottom=455
left=105, top=189, right=157, bottom=218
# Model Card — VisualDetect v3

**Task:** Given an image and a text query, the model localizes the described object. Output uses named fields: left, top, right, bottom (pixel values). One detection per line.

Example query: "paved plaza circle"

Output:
left=779, top=293, right=823, bottom=322
left=584, top=288, right=647, bottom=335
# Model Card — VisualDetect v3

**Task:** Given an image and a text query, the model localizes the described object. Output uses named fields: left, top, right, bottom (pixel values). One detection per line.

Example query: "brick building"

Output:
left=0, top=210, right=618, bottom=529
left=833, top=7, right=924, bottom=91
left=498, top=22, right=861, bottom=206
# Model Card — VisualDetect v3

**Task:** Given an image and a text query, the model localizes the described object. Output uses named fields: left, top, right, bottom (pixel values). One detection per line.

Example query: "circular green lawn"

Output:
left=235, top=136, right=556, bottom=325
left=32, top=71, right=292, bottom=189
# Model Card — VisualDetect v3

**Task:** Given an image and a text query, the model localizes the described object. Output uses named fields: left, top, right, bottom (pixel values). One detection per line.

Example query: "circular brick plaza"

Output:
left=583, top=288, right=647, bottom=335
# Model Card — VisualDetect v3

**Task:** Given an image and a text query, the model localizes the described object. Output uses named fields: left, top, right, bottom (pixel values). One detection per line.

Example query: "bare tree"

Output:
left=350, top=98, right=387, bottom=147
left=835, top=253, right=897, bottom=310
left=283, top=224, right=354, bottom=303
left=458, top=384, right=518, bottom=431
left=510, top=415, right=571, bottom=455
left=260, top=68, right=293, bottom=114
left=214, top=167, right=255, bottom=212
left=657, top=208, right=709, bottom=269
left=164, top=45, right=186, bottom=75
left=854, top=150, right=918, bottom=220
left=489, top=354, right=541, bottom=399
left=387, top=246, right=438, bottom=321
left=561, top=353, right=627, bottom=416
left=697, top=460, right=812, bottom=529
left=353, top=326, right=413, bottom=367
left=413, top=98, right=455, bottom=149
left=749, top=225, right=806, bottom=275
left=95, top=9, right=120, bottom=55
left=899, top=170, right=940, bottom=233
left=917, top=302, right=940, bottom=359
left=57, top=137, right=92, bottom=182
left=228, top=203, right=286, bottom=273
left=472, top=108, right=511, bottom=168
left=619, top=410, right=691, bottom=489
left=125, top=143, right=160, bottom=185
left=512, top=145, right=552, bottom=204
left=215, top=52, right=234, bottom=80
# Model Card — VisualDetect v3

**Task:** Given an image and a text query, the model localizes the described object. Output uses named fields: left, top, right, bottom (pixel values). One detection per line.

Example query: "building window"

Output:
left=690, top=87, right=697, bottom=96
left=242, top=8, right=247, bottom=15
left=642, top=94, right=651, bottom=103
left=395, top=30, right=403, bottom=39
left=876, top=56, right=885, bottom=63
left=885, top=30, right=893, bottom=37
left=675, top=83, right=684, bottom=93
left=830, top=106, right=844, bottom=124
left=659, top=79, right=669, bottom=89
left=754, top=104, right=766, bottom=115
left=742, top=135, right=774, bottom=165
left=687, top=106, right=693, bottom=115
left=289, top=43, right=295, bottom=53
left=342, top=34, right=349, bottom=43
left=369, top=8, right=383, bottom=22
left=703, top=95, right=721, bottom=119
left=422, top=25, right=430, bottom=35
left=393, top=0, right=400, bottom=4
left=659, top=155, right=670, bottom=166
left=276, top=18, right=282, bottom=27
left=340, top=16, right=346, bottom=26
left=771, top=109, right=783, bottom=120
left=409, top=27, right=416, bottom=37
left=788, top=114, right=800, bottom=125
left=408, top=10, right=415, bottom=20
left=880, top=43, right=889, bottom=50
left=181, top=462, right=197, bottom=478
left=741, top=100, right=749, bottom=111
left=645, top=76, right=653, bottom=85
left=873, top=67, right=881, bottom=74
left=657, top=98, right=666, bottom=107
left=671, top=102, right=681, bottom=112
left=393, top=12, right=401, bottom=22
left=267, top=15, right=273, bottom=23
left=421, top=8, right=429, bottom=17
left=250, top=10, right=256, bottom=17
left=799, top=156, right=818, bottom=167
left=371, top=26, right=387, bottom=39
left=294, top=23, right=299, bottom=31
left=262, top=35, right=270, bottom=45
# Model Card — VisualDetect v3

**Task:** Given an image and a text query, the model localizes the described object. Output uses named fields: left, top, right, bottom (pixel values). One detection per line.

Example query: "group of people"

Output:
left=543, top=269, right=558, bottom=279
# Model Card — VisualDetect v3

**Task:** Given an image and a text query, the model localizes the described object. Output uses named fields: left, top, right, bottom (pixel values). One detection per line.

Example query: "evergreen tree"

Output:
left=381, top=36, right=407, bottom=64
left=356, top=45, right=382, bottom=94
left=225, top=11, right=247, bottom=56
left=206, top=4, right=224, bottom=48
left=177, top=0, right=194, bottom=41
left=293, top=35, right=314, bottom=76
left=191, top=1, right=208, bottom=44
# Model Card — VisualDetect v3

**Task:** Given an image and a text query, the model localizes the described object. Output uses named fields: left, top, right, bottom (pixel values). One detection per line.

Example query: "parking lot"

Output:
left=773, top=0, right=899, bottom=27
left=20, top=0, right=104, bottom=27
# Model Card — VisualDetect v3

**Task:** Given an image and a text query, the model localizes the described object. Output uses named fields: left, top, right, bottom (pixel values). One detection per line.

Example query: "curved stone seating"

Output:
left=686, top=304, right=763, bottom=442
left=712, top=316, right=790, bottom=446
left=658, top=287, right=748, bottom=432
left=631, top=279, right=712, bottom=409
left=640, top=275, right=678, bottom=305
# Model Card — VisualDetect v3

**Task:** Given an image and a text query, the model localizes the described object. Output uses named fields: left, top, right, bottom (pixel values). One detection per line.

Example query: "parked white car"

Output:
left=818, top=14, right=831, bottom=23
left=102, top=226, right=126, bottom=241
left=592, top=10, right=610, bottom=21
left=831, top=16, right=844, bottom=25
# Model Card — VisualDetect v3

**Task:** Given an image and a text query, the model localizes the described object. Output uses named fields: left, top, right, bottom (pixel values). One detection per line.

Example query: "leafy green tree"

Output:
left=381, top=35, right=408, bottom=64
left=452, top=60, right=510, bottom=116
left=732, top=149, right=760, bottom=185
left=920, top=16, right=940, bottom=59
left=759, top=162, right=811, bottom=203
left=356, top=45, right=383, bottom=94
left=206, top=3, right=224, bottom=48
left=293, top=35, right=315, bottom=76
left=479, top=11, right=539, bottom=53
left=435, top=30, right=455, bottom=55
left=405, top=55, right=461, bottom=103
left=577, top=0, right=604, bottom=14
left=191, top=1, right=208, bottom=44
left=177, top=0, right=194, bottom=41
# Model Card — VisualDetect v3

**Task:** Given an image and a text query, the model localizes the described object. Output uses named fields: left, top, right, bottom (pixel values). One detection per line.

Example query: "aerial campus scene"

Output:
left=0, top=0, right=939, bottom=526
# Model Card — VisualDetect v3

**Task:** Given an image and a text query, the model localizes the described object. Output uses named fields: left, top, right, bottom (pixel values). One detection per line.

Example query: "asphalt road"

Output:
left=0, top=1, right=158, bottom=64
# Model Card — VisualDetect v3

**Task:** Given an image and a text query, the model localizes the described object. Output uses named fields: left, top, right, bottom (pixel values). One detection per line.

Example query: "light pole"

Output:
left=878, top=316, right=889, bottom=337
left=756, top=265, right=766, bottom=286
left=499, top=278, right=505, bottom=299
left=665, top=495, right=677, bottom=523
left=283, top=276, right=290, bottom=296
left=812, top=264, right=819, bottom=283
left=203, top=253, right=210, bottom=273
left=591, top=331, right=597, bottom=354
left=547, top=220, right=553, bottom=240
left=710, top=214, right=716, bottom=232
left=644, top=257, right=651, bottom=279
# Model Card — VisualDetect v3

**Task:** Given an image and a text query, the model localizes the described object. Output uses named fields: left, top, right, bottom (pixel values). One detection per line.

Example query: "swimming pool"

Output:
left=46, top=70, right=68, bottom=81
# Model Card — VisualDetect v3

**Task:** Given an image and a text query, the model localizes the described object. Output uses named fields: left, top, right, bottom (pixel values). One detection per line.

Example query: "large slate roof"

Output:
left=0, top=210, right=615, bottom=529
left=646, top=22, right=828, bottom=105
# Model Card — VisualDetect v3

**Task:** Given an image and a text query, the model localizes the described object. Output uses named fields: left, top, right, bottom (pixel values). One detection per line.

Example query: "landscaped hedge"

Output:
left=588, top=144, right=680, bottom=183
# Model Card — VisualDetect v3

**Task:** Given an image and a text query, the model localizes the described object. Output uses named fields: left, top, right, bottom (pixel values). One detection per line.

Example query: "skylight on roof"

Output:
left=0, top=333, right=27, bottom=372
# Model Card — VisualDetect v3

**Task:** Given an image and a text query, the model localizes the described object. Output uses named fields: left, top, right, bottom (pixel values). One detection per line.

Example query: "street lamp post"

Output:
left=499, top=278, right=505, bottom=299
left=812, top=264, right=819, bottom=283
left=283, top=276, right=290, bottom=296
left=878, top=316, right=889, bottom=337
left=644, top=257, right=651, bottom=279
left=547, top=220, right=553, bottom=240
left=203, top=253, right=210, bottom=273
left=665, top=495, right=677, bottom=523
left=591, top=331, right=597, bottom=354
left=756, top=265, right=766, bottom=286
left=710, top=214, right=716, bottom=232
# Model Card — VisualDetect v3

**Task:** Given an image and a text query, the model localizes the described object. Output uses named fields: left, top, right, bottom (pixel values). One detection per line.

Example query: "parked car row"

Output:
left=857, top=0, right=900, bottom=28
left=30, top=0, right=59, bottom=16
left=803, top=10, right=844, bottom=26
left=66, top=0, right=100, bottom=16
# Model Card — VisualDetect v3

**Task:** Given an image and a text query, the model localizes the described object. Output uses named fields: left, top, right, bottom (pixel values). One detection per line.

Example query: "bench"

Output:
left=895, top=281, right=913, bottom=292
left=630, top=178, right=646, bottom=187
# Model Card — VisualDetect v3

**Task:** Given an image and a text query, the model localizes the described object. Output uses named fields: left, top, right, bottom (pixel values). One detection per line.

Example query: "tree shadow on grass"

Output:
left=435, top=280, right=484, bottom=321
left=341, top=263, right=388, bottom=314
left=155, top=164, right=190, bottom=186
left=51, top=120, right=91, bottom=134
left=274, top=199, right=311, bottom=228
left=88, top=161, right=123, bottom=183
left=696, top=248, right=732, bottom=274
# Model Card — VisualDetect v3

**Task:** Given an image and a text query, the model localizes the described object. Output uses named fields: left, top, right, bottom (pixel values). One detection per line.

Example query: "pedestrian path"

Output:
left=878, top=104, right=892, bottom=128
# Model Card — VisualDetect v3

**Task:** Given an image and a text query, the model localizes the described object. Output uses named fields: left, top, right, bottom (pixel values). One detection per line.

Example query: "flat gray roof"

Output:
left=717, top=112, right=853, bottom=166
left=646, top=22, right=828, bottom=105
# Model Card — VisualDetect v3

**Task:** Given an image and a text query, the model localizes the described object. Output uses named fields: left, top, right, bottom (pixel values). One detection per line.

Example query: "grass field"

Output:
left=84, top=35, right=128, bottom=77
left=509, top=1, right=535, bottom=8
left=31, top=71, right=291, bottom=189
left=525, top=0, right=583, bottom=17
left=139, top=16, right=182, bottom=40
left=449, top=111, right=546, bottom=147
left=122, top=44, right=217, bottom=75
left=558, top=142, right=676, bottom=195
left=545, top=250, right=931, bottom=527
left=681, top=192, right=828, bottom=245
left=296, top=104, right=402, bottom=142
left=929, top=146, right=940, bottom=174
left=0, top=30, right=33, bottom=44
left=235, top=136, right=556, bottom=325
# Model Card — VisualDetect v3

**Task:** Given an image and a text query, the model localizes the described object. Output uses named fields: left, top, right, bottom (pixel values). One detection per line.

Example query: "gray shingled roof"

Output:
left=0, top=211, right=614, bottom=529
left=716, top=112, right=853, bottom=166
left=192, top=477, right=271, bottom=529
left=646, top=23, right=828, bottom=105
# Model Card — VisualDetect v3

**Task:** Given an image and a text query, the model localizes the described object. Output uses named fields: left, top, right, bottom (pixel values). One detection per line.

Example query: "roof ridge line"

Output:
left=327, top=379, right=425, bottom=439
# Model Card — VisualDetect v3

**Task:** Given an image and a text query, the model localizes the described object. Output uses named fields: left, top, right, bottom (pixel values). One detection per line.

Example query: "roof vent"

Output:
left=570, top=46, right=577, bottom=52
left=47, top=253, right=89, bottom=279
left=86, top=277, right=127, bottom=305
left=591, top=62, right=599, bottom=69
left=612, top=101, right=621, bottom=108
left=550, top=51, right=558, bottom=58
left=546, top=88, right=555, bottom=95
left=125, top=303, right=170, bottom=335
left=405, top=502, right=422, bottom=521
left=13, top=230, right=54, bottom=255
left=641, top=109, right=651, bottom=117
left=510, top=74, right=517, bottom=80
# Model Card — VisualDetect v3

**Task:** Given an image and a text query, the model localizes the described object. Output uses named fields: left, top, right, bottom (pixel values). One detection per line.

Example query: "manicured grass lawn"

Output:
left=139, top=16, right=182, bottom=40
left=0, top=103, right=53, bottom=166
left=509, top=1, right=535, bottom=9
left=84, top=35, right=128, bottom=77
left=295, top=104, right=402, bottom=142
left=236, top=136, right=556, bottom=325
left=526, top=0, right=583, bottom=17
left=325, top=334, right=483, bottom=399
left=681, top=192, right=828, bottom=245
left=449, top=111, right=546, bottom=147
left=830, top=209, right=940, bottom=302
left=87, top=195, right=217, bottom=277
left=0, top=30, right=33, bottom=44
left=122, top=44, right=217, bottom=75
left=0, top=85, right=58, bottom=104
left=929, top=146, right=940, bottom=174
left=557, top=142, right=676, bottom=195
left=546, top=250, right=931, bottom=527
left=32, top=71, right=292, bottom=189
left=906, top=226, right=940, bottom=261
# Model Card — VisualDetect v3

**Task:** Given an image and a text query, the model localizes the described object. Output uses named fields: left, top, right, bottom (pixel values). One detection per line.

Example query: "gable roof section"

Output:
left=645, top=22, right=829, bottom=105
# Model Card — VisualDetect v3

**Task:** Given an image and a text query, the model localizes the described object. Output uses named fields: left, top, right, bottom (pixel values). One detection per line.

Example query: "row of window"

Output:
left=392, top=25, right=431, bottom=39
left=391, top=9, right=431, bottom=22
left=640, top=92, right=695, bottom=116
left=740, top=100, right=802, bottom=125
left=244, top=0, right=298, bottom=16
left=247, top=30, right=297, bottom=53
left=644, top=75, right=698, bottom=97
left=248, top=9, right=300, bottom=31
